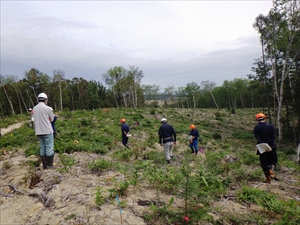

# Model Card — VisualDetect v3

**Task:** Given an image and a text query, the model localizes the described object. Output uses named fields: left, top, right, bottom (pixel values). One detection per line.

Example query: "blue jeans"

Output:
left=37, top=134, right=54, bottom=156
left=189, top=140, right=198, bottom=153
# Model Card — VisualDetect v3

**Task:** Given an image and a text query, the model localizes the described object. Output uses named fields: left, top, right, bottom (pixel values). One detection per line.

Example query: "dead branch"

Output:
left=62, top=189, right=72, bottom=202
left=28, top=192, right=54, bottom=207
left=8, top=184, right=26, bottom=195
left=137, top=198, right=162, bottom=206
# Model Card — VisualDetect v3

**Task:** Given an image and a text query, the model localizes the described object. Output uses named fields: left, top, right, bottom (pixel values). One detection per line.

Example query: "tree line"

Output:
left=0, top=68, right=270, bottom=114
left=1, top=0, right=299, bottom=143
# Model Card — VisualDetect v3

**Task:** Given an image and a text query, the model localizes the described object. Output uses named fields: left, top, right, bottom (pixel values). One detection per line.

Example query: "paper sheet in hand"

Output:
left=256, top=143, right=272, bottom=154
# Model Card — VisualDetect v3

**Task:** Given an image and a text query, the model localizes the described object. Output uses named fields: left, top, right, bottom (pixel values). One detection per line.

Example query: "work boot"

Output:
left=263, top=170, right=271, bottom=183
left=46, top=155, right=56, bottom=169
left=41, top=156, right=47, bottom=169
left=269, top=165, right=276, bottom=177
left=269, top=165, right=279, bottom=180
left=195, top=151, right=198, bottom=155
left=167, top=159, right=171, bottom=164
left=190, top=149, right=194, bottom=154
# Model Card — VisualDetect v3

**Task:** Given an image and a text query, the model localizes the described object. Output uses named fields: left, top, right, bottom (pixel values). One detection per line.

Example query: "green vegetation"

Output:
left=0, top=107, right=299, bottom=224
left=93, top=186, right=105, bottom=206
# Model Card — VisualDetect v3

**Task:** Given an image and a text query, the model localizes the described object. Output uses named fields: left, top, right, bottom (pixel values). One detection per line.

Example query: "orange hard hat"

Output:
left=190, top=124, right=195, bottom=129
left=120, top=118, right=125, bottom=123
left=255, top=113, right=266, bottom=121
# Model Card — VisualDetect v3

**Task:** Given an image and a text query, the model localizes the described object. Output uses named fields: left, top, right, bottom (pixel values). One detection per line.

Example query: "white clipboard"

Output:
left=256, top=143, right=272, bottom=154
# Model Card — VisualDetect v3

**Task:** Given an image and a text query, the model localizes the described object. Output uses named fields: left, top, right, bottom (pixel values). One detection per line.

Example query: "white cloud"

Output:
left=1, top=1, right=273, bottom=90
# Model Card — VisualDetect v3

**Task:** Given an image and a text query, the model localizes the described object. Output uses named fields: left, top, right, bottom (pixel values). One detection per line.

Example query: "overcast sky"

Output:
left=1, top=1, right=273, bottom=90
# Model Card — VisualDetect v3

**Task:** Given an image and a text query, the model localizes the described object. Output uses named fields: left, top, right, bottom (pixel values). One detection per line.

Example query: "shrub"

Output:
left=213, top=132, right=222, bottom=139
left=88, top=159, right=113, bottom=171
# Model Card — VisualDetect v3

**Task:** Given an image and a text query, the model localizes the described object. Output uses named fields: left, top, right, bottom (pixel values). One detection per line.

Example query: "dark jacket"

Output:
left=121, top=123, right=130, bottom=136
left=189, top=129, right=199, bottom=140
left=158, top=124, right=176, bottom=144
left=51, top=115, right=57, bottom=137
left=254, top=122, right=276, bottom=147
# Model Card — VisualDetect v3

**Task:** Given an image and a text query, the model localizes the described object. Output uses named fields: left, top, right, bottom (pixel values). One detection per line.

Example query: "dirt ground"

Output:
left=1, top=122, right=25, bottom=136
left=0, top=122, right=299, bottom=225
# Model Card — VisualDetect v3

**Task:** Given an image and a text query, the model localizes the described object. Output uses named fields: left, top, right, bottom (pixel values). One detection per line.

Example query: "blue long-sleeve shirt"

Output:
left=189, top=129, right=199, bottom=140
left=121, top=123, right=130, bottom=136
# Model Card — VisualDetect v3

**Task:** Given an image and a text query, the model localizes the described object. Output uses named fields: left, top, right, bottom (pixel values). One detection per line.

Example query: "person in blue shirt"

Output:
left=120, top=118, right=130, bottom=148
left=189, top=124, right=200, bottom=155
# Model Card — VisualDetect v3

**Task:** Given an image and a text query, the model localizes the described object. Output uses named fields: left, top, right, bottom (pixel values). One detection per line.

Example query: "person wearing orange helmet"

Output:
left=189, top=124, right=200, bottom=155
left=120, top=118, right=130, bottom=147
left=254, top=113, right=278, bottom=183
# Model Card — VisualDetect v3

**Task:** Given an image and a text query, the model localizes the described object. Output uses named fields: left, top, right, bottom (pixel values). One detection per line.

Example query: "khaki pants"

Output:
left=163, top=142, right=173, bottom=161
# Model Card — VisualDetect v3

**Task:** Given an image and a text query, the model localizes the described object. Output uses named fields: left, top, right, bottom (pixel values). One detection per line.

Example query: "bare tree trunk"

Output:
left=32, top=88, right=38, bottom=103
left=227, top=91, right=232, bottom=109
left=17, top=89, right=28, bottom=111
left=13, top=84, right=22, bottom=114
left=210, top=90, right=218, bottom=109
left=240, top=94, right=244, bottom=109
left=24, top=89, right=35, bottom=107
left=261, top=39, right=272, bottom=124
left=193, top=95, right=196, bottom=109
left=77, top=84, right=81, bottom=110
left=3, top=85, right=15, bottom=115
left=112, top=87, right=118, bottom=108
left=68, top=84, right=75, bottom=111
left=59, top=82, right=63, bottom=111
left=122, top=93, right=127, bottom=108
left=133, top=82, right=137, bottom=108
left=272, top=55, right=281, bottom=140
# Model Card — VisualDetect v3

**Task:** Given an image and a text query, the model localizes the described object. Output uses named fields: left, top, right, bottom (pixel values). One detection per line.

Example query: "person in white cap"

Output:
left=158, top=118, right=176, bottom=163
left=33, top=93, right=55, bottom=169
left=28, top=108, right=34, bottom=129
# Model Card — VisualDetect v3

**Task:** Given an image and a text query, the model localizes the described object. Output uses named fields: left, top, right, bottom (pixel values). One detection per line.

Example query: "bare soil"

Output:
left=0, top=122, right=299, bottom=225
left=1, top=122, right=24, bottom=136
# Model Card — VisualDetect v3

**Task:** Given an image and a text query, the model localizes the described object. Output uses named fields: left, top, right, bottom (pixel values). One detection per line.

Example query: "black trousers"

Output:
left=122, top=135, right=128, bottom=146
left=259, top=146, right=277, bottom=171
